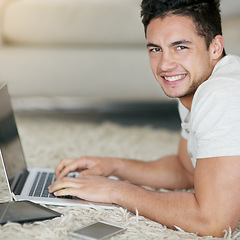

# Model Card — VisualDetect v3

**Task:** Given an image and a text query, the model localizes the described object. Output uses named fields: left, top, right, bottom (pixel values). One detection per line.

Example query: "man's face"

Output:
left=146, top=15, right=215, bottom=103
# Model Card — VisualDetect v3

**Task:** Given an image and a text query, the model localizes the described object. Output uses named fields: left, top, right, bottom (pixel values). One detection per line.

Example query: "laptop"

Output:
left=0, top=84, right=116, bottom=209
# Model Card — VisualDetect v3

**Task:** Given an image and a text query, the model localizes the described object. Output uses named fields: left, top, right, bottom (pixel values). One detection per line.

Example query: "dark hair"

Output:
left=141, top=0, right=226, bottom=55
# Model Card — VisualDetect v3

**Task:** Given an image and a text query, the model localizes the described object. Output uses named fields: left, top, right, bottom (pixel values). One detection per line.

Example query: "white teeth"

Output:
left=164, top=74, right=186, bottom=82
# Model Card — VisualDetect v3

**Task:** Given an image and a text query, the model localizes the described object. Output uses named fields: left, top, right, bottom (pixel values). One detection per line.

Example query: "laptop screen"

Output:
left=0, top=84, right=26, bottom=190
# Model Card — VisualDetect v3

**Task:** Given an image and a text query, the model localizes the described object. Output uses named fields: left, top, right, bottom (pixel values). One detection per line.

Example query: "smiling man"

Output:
left=146, top=16, right=218, bottom=105
left=49, top=0, right=240, bottom=237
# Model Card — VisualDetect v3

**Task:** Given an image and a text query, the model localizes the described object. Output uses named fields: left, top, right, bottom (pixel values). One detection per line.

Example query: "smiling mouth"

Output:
left=163, top=74, right=187, bottom=82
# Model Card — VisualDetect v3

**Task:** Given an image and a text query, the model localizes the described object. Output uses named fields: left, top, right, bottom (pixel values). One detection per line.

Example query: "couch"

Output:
left=0, top=0, right=239, bottom=110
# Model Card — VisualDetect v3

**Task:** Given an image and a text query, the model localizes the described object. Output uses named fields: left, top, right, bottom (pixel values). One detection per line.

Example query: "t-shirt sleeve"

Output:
left=191, top=80, right=240, bottom=159
left=178, top=100, right=189, bottom=140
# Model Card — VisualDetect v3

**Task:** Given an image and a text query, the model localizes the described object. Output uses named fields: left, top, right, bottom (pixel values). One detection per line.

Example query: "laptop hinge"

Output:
left=11, top=192, right=17, bottom=201
left=13, top=169, right=29, bottom=195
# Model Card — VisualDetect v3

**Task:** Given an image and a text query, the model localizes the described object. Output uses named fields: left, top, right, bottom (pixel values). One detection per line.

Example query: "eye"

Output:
left=176, top=46, right=187, bottom=51
left=149, top=47, right=162, bottom=53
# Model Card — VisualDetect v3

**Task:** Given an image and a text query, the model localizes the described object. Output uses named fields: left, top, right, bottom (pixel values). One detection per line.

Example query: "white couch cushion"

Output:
left=2, top=0, right=145, bottom=45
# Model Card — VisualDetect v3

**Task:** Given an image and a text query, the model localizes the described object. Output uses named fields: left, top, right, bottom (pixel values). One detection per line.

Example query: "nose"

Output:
left=158, top=51, right=177, bottom=72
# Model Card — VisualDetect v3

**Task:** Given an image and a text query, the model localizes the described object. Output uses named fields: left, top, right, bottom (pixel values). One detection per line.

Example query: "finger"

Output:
left=79, top=166, right=103, bottom=177
left=56, top=160, right=85, bottom=180
left=55, top=159, right=75, bottom=177
left=53, top=187, right=81, bottom=198
left=51, top=178, right=110, bottom=202
left=49, top=177, right=82, bottom=192
left=56, top=157, right=97, bottom=179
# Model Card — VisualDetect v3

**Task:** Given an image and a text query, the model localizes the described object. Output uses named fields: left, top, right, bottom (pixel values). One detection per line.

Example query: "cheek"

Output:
left=149, top=57, right=159, bottom=75
left=176, top=53, right=193, bottom=67
left=179, top=54, right=202, bottom=75
left=194, top=56, right=212, bottom=77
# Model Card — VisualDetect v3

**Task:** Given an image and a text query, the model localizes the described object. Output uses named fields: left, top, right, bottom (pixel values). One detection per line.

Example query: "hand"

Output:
left=55, top=156, right=122, bottom=180
left=48, top=175, right=124, bottom=203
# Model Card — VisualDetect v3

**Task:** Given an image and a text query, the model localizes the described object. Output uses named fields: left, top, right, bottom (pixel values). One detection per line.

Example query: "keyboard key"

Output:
left=29, top=171, right=77, bottom=199
left=28, top=172, right=40, bottom=196
left=34, top=172, right=47, bottom=197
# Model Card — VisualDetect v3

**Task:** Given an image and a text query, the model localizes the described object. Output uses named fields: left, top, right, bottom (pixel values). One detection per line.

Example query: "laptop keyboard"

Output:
left=28, top=171, right=76, bottom=198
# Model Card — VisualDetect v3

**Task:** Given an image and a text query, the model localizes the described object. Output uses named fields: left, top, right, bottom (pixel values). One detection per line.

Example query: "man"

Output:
left=49, top=0, right=240, bottom=237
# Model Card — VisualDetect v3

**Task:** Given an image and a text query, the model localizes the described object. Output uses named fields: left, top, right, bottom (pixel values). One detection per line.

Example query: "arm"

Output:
left=113, top=156, right=240, bottom=237
left=54, top=137, right=194, bottom=190
left=113, top=136, right=194, bottom=189
left=49, top=155, right=240, bottom=237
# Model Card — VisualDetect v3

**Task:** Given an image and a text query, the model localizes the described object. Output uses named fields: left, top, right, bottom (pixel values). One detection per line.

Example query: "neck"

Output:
left=180, top=55, right=224, bottom=111
left=179, top=95, right=194, bottom=111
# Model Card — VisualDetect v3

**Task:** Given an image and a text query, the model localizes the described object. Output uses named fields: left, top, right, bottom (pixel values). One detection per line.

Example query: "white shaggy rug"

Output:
left=0, top=114, right=239, bottom=240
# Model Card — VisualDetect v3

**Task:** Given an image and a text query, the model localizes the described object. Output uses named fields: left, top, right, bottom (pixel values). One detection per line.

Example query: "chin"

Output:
left=162, top=90, right=184, bottom=99
left=162, top=85, right=196, bottom=99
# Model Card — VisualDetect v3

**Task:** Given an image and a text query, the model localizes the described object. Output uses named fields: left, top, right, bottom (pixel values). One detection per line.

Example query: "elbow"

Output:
left=198, top=216, right=239, bottom=237
left=206, top=224, right=235, bottom=238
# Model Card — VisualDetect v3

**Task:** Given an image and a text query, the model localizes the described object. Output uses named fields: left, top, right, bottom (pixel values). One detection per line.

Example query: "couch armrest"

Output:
left=0, top=0, right=9, bottom=8
left=0, top=0, right=17, bottom=44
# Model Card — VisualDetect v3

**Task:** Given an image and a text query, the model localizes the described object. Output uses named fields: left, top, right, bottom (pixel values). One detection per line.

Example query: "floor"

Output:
left=16, top=101, right=181, bottom=131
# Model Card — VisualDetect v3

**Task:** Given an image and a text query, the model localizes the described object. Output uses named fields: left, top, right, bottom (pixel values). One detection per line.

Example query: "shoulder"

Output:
left=192, top=55, right=240, bottom=110
left=191, top=55, right=240, bottom=132
left=188, top=55, right=240, bottom=159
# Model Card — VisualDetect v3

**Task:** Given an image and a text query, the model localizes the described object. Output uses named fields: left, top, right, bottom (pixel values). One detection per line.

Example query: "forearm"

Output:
left=114, top=155, right=193, bottom=190
left=111, top=182, right=224, bottom=237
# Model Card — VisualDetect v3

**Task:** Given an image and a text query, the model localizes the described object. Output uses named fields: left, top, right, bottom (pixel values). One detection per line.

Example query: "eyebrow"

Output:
left=147, top=40, right=192, bottom=48
left=146, top=43, right=160, bottom=48
left=170, top=40, right=192, bottom=47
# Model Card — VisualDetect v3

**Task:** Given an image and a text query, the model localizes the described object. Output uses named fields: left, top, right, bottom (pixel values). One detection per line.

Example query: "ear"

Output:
left=209, top=35, right=225, bottom=60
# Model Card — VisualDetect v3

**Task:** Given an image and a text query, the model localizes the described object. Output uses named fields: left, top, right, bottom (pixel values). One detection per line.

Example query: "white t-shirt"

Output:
left=179, top=55, right=240, bottom=168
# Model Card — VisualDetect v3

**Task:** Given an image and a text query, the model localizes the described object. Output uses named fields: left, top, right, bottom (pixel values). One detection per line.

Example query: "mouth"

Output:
left=163, top=74, right=187, bottom=82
